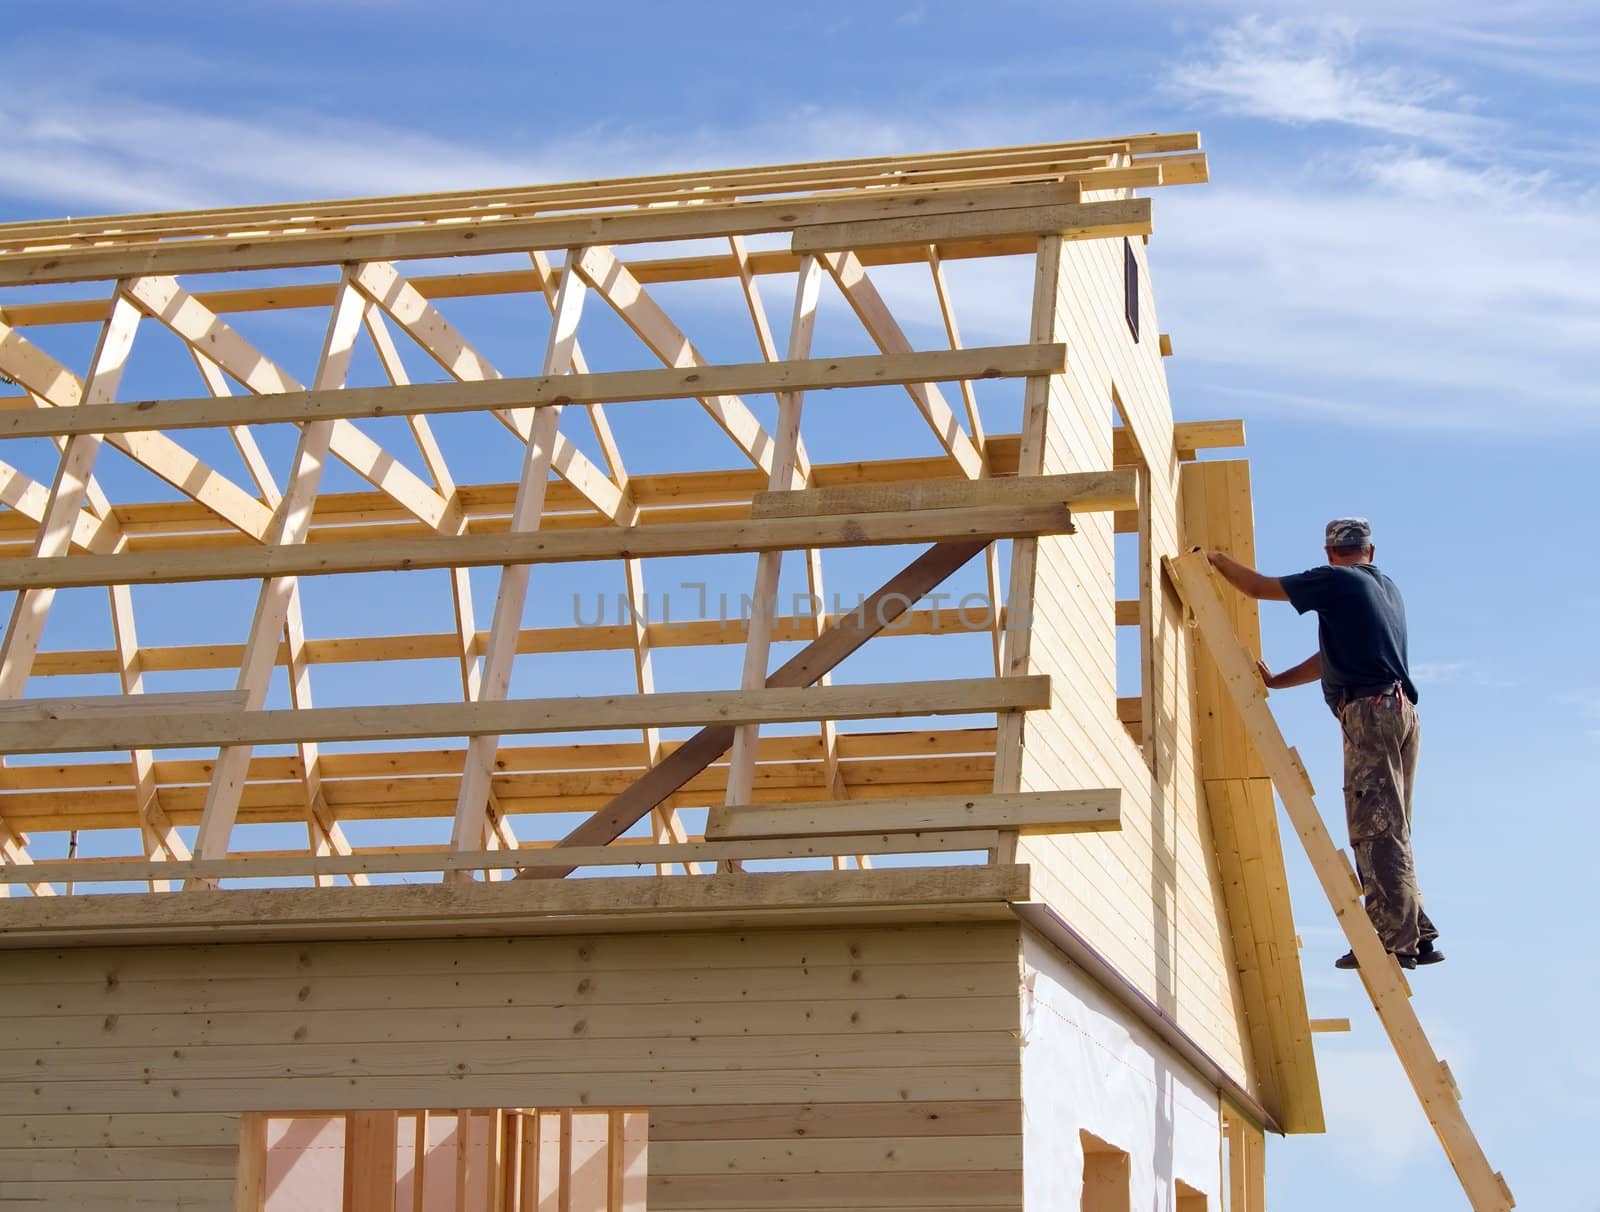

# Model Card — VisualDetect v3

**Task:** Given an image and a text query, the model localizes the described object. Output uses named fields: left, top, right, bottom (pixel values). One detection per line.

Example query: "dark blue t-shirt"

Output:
left=1279, top=564, right=1418, bottom=712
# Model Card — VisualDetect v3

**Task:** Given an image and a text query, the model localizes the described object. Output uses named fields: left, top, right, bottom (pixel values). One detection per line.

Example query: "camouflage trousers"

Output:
left=1337, top=686, right=1439, bottom=958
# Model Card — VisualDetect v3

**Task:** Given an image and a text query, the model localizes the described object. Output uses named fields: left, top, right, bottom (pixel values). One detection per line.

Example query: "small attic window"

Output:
left=1123, top=238, right=1139, bottom=342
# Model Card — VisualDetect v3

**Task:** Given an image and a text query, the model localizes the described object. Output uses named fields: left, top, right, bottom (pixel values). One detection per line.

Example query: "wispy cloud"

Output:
left=1169, top=17, right=1493, bottom=149
left=1410, top=661, right=1515, bottom=688
left=1151, top=149, right=1600, bottom=431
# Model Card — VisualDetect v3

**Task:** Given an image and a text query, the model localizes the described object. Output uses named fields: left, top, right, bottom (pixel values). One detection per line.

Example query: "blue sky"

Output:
left=3, top=1, right=1598, bottom=1207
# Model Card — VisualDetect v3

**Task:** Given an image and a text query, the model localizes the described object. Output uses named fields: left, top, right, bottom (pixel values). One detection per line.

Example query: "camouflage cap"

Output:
left=1325, top=516, right=1372, bottom=548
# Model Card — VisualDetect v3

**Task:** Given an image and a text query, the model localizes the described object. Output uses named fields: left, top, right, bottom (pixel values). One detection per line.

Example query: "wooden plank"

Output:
left=234, top=1111, right=267, bottom=1212
left=346, top=1110, right=399, bottom=1212
left=0, top=675, right=1049, bottom=755
left=0, top=502, right=1076, bottom=591
left=0, top=295, right=142, bottom=700
left=792, top=197, right=1151, bottom=253
left=1, top=830, right=1002, bottom=886
left=1309, top=1018, right=1352, bottom=1034
left=648, top=1100, right=1018, bottom=1141
left=992, top=234, right=1063, bottom=802
left=0, top=689, right=245, bottom=722
left=0, top=134, right=1197, bottom=247
left=750, top=468, right=1132, bottom=519
left=0, top=345, right=1068, bottom=440
left=0, top=179, right=1117, bottom=286
left=1169, top=552, right=1513, bottom=1212
left=0, top=142, right=1192, bottom=251
left=705, top=790, right=1120, bottom=839
left=606, top=1109, right=624, bottom=1212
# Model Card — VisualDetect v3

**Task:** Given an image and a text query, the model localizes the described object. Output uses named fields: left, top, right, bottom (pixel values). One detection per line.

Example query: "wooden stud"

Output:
left=557, top=1109, right=573, bottom=1212
left=234, top=1112, right=267, bottom=1212
left=413, top=1110, right=429, bottom=1212
left=346, top=1110, right=399, bottom=1212
left=455, top=1109, right=471, bottom=1212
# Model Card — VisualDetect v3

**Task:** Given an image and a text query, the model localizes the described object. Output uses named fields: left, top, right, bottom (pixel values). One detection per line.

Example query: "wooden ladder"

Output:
left=1168, top=552, right=1514, bottom=1212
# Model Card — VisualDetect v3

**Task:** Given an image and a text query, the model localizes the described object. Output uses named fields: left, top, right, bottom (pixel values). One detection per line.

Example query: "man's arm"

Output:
left=1206, top=550, right=1289, bottom=601
left=1258, top=652, right=1322, bottom=690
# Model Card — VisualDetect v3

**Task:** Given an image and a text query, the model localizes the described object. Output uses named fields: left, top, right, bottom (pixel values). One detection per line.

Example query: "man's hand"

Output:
left=1261, top=652, right=1324, bottom=690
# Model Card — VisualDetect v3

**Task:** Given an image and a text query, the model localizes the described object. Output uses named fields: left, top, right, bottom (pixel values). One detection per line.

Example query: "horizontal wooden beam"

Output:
left=1309, top=1018, right=1353, bottom=1034
left=0, top=180, right=1086, bottom=286
left=791, top=198, right=1151, bottom=254
left=0, top=344, right=1068, bottom=440
left=0, top=500, right=1077, bottom=591
left=0, top=134, right=1198, bottom=249
left=751, top=469, right=1133, bottom=519
left=1113, top=418, right=1245, bottom=465
left=706, top=790, right=1121, bottom=839
left=25, top=606, right=1006, bottom=680
left=0, top=830, right=1000, bottom=885
left=0, top=865, right=1034, bottom=948
left=0, top=689, right=245, bottom=722
left=0, top=674, right=1050, bottom=755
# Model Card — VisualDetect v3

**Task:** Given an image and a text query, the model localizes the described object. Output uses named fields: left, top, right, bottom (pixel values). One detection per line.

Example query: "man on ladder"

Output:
left=1205, top=518, right=1443, bottom=972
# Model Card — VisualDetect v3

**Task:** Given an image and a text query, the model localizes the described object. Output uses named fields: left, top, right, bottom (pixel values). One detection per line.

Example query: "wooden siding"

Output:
left=1009, top=225, right=1255, bottom=1090
left=0, top=921, right=1023, bottom=1210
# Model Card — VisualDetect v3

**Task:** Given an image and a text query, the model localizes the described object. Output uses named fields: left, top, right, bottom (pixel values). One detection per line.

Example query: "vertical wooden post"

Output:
left=606, top=1109, right=626, bottom=1212
left=346, top=1110, right=399, bottom=1212
left=454, top=1109, right=472, bottom=1212
left=486, top=1108, right=505, bottom=1212
left=556, top=1109, right=573, bottom=1212
left=412, top=1110, right=429, bottom=1212
left=991, top=234, right=1065, bottom=861
left=518, top=1110, right=540, bottom=1212
left=234, top=1112, right=267, bottom=1212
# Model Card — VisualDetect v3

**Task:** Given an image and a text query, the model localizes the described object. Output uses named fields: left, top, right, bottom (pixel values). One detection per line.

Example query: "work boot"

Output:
left=1334, top=950, right=1416, bottom=970
left=1416, top=939, right=1445, bottom=965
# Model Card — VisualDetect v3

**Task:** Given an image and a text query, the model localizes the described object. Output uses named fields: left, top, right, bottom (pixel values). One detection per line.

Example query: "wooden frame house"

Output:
left=0, top=133, right=1337, bottom=1210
